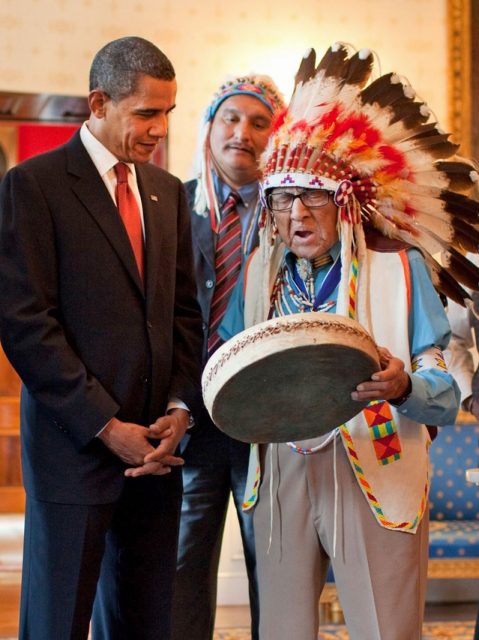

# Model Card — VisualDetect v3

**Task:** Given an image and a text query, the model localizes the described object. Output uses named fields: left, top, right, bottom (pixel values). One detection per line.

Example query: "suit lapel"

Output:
left=65, top=134, right=144, bottom=294
left=137, top=165, right=165, bottom=299
left=185, top=180, right=215, bottom=269
left=192, top=211, right=216, bottom=270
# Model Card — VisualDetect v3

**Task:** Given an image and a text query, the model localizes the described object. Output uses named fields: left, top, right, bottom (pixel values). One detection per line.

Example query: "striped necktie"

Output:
left=114, top=162, right=144, bottom=282
left=208, top=191, right=242, bottom=355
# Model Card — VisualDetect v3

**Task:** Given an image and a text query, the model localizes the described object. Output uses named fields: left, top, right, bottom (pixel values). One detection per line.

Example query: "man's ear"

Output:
left=88, top=90, right=109, bottom=118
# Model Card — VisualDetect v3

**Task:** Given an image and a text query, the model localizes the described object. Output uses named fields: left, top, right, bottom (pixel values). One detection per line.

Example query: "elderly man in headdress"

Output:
left=168, top=74, right=284, bottom=640
left=216, top=44, right=479, bottom=639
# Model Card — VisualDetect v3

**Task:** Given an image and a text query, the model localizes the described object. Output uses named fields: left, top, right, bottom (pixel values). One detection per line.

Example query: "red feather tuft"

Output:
left=270, top=107, right=288, bottom=134
left=318, top=104, right=342, bottom=130
left=290, top=119, right=311, bottom=135
left=327, top=113, right=381, bottom=150
left=378, top=144, right=408, bottom=176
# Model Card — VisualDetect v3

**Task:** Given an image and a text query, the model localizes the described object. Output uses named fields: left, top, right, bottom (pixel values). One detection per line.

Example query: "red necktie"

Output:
left=208, top=192, right=242, bottom=355
left=114, top=162, right=144, bottom=282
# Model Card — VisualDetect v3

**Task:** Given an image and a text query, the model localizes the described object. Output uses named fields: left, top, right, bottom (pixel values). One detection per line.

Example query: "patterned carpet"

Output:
left=213, top=620, right=475, bottom=639
left=0, top=622, right=475, bottom=640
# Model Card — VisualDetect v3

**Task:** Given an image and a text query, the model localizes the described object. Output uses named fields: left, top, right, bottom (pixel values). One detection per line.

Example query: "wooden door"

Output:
left=0, top=347, right=23, bottom=512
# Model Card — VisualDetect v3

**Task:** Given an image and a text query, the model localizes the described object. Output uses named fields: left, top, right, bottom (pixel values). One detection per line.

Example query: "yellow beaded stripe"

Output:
left=339, top=424, right=428, bottom=530
left=348, top=253, right=358, bottom=319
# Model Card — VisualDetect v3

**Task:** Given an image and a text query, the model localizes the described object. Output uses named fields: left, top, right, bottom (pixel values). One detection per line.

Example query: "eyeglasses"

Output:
left=266, top=189, right=333, bottom=212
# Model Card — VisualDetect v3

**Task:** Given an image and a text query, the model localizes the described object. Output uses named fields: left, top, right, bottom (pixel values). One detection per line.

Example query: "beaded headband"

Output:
left=206, top=76, right=284, bottom=121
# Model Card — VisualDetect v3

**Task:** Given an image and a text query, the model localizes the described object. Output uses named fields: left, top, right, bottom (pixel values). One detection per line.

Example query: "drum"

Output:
left=202, top=312, right=380, bottom=443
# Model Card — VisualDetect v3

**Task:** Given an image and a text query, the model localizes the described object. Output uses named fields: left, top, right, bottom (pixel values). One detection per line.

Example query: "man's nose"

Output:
left=290, top=196, right=310, bottom=220
left=233, top=119, right=251, bottom=141
left=149, top=115, right=168, bottom=138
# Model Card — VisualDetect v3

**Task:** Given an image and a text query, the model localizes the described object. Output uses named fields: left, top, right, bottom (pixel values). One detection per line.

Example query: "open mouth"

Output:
left=294, top=230, right=313, bottom=239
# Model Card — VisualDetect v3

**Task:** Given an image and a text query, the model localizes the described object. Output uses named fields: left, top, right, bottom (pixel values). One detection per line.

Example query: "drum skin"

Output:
left=202, top=312, right=380, bottom=443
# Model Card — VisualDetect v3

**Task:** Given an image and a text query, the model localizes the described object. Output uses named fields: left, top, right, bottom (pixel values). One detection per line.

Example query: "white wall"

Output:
left=0, top=0, right=449, bottom=180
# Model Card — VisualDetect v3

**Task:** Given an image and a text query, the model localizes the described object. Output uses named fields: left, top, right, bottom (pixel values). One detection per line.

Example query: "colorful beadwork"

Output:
left=242, top=453, right=261, bottom=510
left=334, top=179, right=353, bottom=206
left=412, top=346, right=448, bottom=373
left=287, top=434, right=337, bottom=455
left=348, top=253, right=358, bottom=319
left=269, top=255, right=339, bottom=317
left=363, top=400, right=402, bottom=465
left=340, top=424, right=427, bottom=530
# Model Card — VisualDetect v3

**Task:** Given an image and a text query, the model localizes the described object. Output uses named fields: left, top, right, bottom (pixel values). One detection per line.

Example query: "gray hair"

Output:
left=89, top=36, right=175, bottom=102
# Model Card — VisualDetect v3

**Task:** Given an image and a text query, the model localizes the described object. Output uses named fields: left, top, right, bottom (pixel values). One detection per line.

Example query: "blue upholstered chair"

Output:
left=428, top=413, right=479, bottom=579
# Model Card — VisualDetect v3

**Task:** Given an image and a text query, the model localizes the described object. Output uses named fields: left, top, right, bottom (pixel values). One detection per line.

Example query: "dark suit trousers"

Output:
left=20, top=473, right=182, bottom=640
left=171, top=417, right=259, bottom=640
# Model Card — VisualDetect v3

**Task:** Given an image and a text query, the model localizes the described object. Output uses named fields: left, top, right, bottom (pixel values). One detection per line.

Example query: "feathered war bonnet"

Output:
left=191, top=75, right=285, bottom=231
left=259, top=43, right=479, bottom=312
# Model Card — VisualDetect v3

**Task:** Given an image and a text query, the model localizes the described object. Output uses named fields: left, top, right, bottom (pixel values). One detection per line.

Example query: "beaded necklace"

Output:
left=269, top=252, right=340, bottom=318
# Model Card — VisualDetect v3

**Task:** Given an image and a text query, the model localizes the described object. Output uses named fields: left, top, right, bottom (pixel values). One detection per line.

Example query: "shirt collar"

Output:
left=80, top=122, right=136, bottom=179
left=212, top=172, right=259, bottom=208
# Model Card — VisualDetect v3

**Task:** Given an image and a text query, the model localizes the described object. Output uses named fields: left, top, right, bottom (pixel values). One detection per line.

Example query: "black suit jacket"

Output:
left=186, top=179, right=216, bottom=366
left=0, top=132, right=203, bottom=504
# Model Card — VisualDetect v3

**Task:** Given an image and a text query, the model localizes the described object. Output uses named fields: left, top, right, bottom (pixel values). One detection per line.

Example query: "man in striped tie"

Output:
left=169, top=76, right=284, bottom=640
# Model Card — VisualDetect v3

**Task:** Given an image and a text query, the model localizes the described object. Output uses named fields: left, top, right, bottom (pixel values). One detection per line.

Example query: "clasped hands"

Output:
left=98, top=408, right=189, bottom=477
left=351, top=346, right=411, bottom=403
